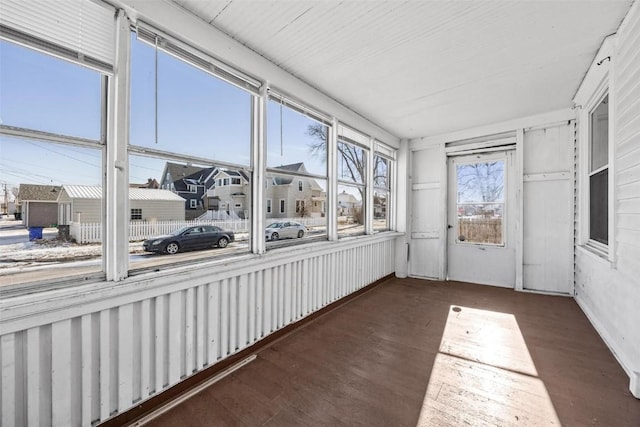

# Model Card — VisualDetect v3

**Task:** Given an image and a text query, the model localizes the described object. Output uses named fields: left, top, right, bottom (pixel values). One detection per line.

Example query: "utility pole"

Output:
left=2, top=183, right=7, bottom=215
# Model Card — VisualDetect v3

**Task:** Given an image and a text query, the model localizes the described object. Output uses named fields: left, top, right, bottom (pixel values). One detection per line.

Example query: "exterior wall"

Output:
left=72, top=199, right=102, bottom=223
left=24, top=201, right=58, bottom=227
left=268, top=186, right=291, bottom=218
left=130, top=200, right=185, bottom=221
left=265, top=177, right=324, bottom=219
left=574, top=2, right=640, bottom=397
left=0, top=234, right=397, bottom=426
left=208, top=182, right=250, bottom=217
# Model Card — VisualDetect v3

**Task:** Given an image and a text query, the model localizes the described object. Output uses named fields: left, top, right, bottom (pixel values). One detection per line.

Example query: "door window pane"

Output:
left=456, top=160, right=505, bottom=245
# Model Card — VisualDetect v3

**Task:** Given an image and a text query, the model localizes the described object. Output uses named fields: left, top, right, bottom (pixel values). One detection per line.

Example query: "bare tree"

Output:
left=307, top=123, right=388, bottom=194
left=456, top=162, right=504, bottom=203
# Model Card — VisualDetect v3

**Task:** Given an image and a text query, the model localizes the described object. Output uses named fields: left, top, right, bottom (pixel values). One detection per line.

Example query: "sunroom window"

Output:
left=128, top=28, right=252, bottom=270
left=373, top=152, right=392, bottom=232
left=265, top=94, right=329, bottom=245
left=0, top=39, right=105, bottom=286
left=589, top=94, right=609, bottom=246
left=337, top=125, right=368, bottom=238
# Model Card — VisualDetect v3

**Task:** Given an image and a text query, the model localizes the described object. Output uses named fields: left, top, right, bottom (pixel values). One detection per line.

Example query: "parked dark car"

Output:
left=143, top=225, right=234, bottom=255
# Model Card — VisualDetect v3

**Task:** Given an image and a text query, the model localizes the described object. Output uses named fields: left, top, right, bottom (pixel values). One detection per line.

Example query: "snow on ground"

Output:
left=0, top=239, right=144, bottom=264
left=0, top=234, right=251, bottom=266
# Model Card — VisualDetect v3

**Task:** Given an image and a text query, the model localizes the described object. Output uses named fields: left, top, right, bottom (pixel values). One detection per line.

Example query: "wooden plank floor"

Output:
left=144, top=278, right=640, bottom=426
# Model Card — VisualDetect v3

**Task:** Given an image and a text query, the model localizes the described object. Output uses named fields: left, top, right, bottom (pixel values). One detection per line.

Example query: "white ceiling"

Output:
left=171, top=0, right=633, bottom=139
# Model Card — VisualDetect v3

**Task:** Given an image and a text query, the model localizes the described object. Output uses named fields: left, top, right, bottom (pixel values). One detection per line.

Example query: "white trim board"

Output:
left=410, top=108, right=575, bottom=150
left=575, top=294, right=639, bottom=398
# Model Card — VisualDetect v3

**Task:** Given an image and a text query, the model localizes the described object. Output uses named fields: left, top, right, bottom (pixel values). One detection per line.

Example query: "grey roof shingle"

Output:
left=18, top=184, right=62, bottom=201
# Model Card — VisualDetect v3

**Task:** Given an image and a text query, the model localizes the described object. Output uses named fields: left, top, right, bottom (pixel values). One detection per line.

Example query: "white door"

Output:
left=447, top=151, right=516, bottom=287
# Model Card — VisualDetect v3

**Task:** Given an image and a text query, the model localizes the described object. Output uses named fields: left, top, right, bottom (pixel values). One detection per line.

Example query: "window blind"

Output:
left=0, top=0, right=115, bottom=71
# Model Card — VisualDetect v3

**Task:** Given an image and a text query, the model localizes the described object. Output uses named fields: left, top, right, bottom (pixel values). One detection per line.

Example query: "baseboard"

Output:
left=575, top=295, right=639, bottom=398
left=631, top=371, right=640, bottom=399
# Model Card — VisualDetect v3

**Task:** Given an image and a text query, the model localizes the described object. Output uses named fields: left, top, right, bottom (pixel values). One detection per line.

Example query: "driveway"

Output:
left=0, top=220, right=58, bottom=245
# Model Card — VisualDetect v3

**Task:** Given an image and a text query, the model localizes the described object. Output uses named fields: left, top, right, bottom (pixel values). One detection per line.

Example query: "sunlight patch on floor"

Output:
left=417, top=305, right=560, bottom=426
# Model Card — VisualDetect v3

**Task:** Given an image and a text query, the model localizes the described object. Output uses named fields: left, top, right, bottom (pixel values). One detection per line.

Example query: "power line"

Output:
left=26, top=140, right=100, bottom=167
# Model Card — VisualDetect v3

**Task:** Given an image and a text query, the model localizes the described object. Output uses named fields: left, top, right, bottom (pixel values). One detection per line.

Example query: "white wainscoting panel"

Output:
left=0, top=234, right=397, bottom=426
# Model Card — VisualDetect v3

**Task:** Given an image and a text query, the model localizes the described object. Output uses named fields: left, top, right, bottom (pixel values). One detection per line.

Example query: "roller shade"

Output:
left=0, top=0, right=115, bottom=71
left=374, top=141, right=396, bottom=160
left=136, top=24, right=261, bottom=95
left=268, top=91, right=332, bottom=127
left=338, top=124, right=371, bottom=149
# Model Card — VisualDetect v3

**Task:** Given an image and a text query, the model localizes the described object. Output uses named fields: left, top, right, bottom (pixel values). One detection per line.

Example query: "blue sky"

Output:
left=0, top=35, right=327, bottom=193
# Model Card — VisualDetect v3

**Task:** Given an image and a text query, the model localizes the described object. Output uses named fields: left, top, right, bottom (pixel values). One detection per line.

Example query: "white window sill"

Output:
left=577, top=242, right=613, bottom=266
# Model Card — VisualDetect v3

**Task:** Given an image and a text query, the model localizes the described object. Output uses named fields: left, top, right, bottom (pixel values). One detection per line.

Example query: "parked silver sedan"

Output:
left=265, top=221, right=306, bottom=241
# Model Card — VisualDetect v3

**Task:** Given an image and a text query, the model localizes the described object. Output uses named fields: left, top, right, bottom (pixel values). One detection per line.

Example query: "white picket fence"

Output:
left=69, top=217, right=326, bottom=244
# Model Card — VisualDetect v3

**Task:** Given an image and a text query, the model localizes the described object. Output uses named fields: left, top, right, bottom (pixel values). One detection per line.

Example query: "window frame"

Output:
left=587, top=92, right=609, bottom=250
left=131, top=208, right=143, bottom=220
left=373, top=148, right=394, bottom=232
left=0, top=10, right=402, bottom=292
left=0, top=35, right=109, bottom=286
left=336, top=124, right=369, bottom=238
left=575, top=38, right=615, bottom=262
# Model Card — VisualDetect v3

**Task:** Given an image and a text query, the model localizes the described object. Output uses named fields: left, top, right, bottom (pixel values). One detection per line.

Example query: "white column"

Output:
left=365, top=137, right=374, bottom=234
left=515, top=128, right=524, bottom=291
left=327, top=118, right=338, bottom=240
left=394, top=139, right=409, bottom=277
left=105, top=10, right=131, bottom=281
left=252, top=84, right=268, bottom=254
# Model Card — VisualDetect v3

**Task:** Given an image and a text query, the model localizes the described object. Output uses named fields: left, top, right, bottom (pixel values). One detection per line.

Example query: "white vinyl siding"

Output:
left=132, top=200, right=184, bottom=221
left=574, top=1, right=640, bottom=398
left=71, top=199, right=103, bottom=223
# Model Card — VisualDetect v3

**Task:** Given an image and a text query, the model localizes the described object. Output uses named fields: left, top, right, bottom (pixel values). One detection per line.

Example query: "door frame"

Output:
left=446, top=150, right=515, bottom=287
left=443, top=131, right=524, bottom=290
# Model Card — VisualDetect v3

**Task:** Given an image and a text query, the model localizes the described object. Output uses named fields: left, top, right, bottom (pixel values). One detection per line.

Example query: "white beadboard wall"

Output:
left=0, top=234, right=397, bottom=426
left=575, top=0, right=640, bottom=397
